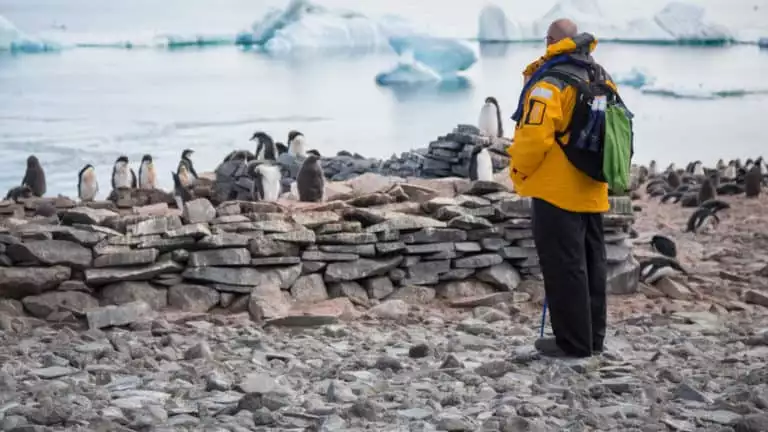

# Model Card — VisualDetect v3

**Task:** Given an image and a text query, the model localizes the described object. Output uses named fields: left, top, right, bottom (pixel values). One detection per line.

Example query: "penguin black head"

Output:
left=250, top=131, right=272, bottom=143
left=650, top=234, right=677, bottom=258
left=116, top=155, right=129, bottom=164
left=78, top=164, right=94, bottom=176
left=484, top=96, right=499, bottom=106
left=275, top=142, right=288, bottom=155
left=141, top=154, right=153, bottom=163
left=471, top=145, right=486, bottom=155
left=288, top=130, right=303, bottom=143
left=306, top=149, right=321, bottom=159
left=27, top=155, right=40, bottom=168
left=182, top=149, right=194, bottom=159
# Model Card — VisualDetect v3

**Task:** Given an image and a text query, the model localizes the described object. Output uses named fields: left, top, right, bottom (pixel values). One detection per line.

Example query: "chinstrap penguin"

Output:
left=699, top=199, right=730, bottom=214
left=77, top=164, right=99, bottom=202
left=639, top=257, right=687, bottom=285
left=275, top=142, right=289, bottom=156
left=666, top=171, right=681, bottom=189
left=697, top=178, right=716, bottom=205
left=111, top=155, right=136, bottom=189
left=251, top=132, right=278, bottom=162
left=171, top=171, right=193, bottom=209
left=469, top=145, right=493, bottom=182
left=247, top=161, right=282, bottom=202
left=287, top=130, right=307, bottom=157
left=745, top=164, right=762, bottom=198
left=478, top=96, right=503, bottom=138
left=296, top=150, right=324, bottom=202
left=138, top=154, right=156, bottom=189
left=22, top=155, right=46, bottom=197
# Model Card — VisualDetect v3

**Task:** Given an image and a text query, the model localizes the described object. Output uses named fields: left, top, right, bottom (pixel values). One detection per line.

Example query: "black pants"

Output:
left=532, top=198, right=607, bottom=357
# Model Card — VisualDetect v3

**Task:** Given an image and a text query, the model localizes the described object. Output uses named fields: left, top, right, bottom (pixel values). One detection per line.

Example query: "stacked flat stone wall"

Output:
left=0, top=180, right=637, bottom=329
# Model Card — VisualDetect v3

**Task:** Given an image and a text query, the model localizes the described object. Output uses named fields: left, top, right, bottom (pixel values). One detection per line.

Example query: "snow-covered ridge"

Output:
left=478, top=0, right=740, bottom=44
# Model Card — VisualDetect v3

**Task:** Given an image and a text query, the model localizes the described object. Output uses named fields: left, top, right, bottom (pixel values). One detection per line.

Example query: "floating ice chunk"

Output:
left=0, top=14, right=59, bottom=53
left=759, top=38, right=768, bottom=48
left=388, top=36, right=476, bottom=75
left=375, top=52, right=443, bottom=86
left=612, top=68, right=655, bottom=89
left=477, top=4, right=521, bottom=42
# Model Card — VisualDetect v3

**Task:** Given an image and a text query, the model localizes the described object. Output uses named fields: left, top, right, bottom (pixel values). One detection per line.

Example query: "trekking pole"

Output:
left=539, top=298, right=548, bottom=338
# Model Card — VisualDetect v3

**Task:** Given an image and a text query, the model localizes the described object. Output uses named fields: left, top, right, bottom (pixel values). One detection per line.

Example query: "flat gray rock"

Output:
left=325, top=256, right=403, bottom=282
left=197, top=232, right=252, bottom=249
left=183, top=264, right=302, bottom=289
left=168, top=284, right=220, bottom=312
left=291, top=211, right=341, bottom=228
left=291, top=274, right=329, bottom=303
left=22, top=290, right=99, bottom=318
left=183, top=198, right=216, bottom=224
left=267, top=230, right=316, bottom=245
left=29, top=366, right=79, bottom=379
left=318, top=244, right=376, bottom=257
left=476, top=261, right=522, bottom=290
left=100, top=281, right=168, bottom=310
left=251, top=256, right=302, bottom=266
left=316, top=232, right=377, bottom=245
left=401, top=228, right=467, bottom=244
left=328, top=281, right=369, bottom=306
left=302, top=251, right=359, bottom=262
left=93, top=248, right=159, bottom=268
left=7, top=240, right=92, bottom=269
left=165, top=223, right=211, bottom=239
left=86, top=300, right=153, bottom=329
left=0, top=266, right=71, bottom=299
left=85, top=260, right=182, bottom=285
left=188, top=248, right=252, bottom=267
left=129, top=215, right=183, bottom=236
left=453, top=253, right=504, bottom=269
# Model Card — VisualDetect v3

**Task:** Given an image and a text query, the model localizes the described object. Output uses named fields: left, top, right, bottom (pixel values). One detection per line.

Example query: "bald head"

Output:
left=547, top=19, right=578, bottom=45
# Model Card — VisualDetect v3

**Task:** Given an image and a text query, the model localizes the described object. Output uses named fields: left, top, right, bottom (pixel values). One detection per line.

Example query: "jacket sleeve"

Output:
left=509, top=81, right=564, bottom=183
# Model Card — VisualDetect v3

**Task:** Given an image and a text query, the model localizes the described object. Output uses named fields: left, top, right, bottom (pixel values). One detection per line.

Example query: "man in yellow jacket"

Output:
left=509, top=20, right=613, bottom=358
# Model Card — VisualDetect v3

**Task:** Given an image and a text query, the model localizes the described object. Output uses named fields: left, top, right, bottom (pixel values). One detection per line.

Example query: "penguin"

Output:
left=667, top=171, right=681, bottom=189
left=111, top=155, right=135, bottom=189
left=171, top=171, right=193, bottom=209
left=665, top=163, right=676, bottom=174
left=287, top=130, right=306, bottom=157
left=296, top=150, right=324, bottom=202
left=468, top=145, right=493, bottom=182
left=648, top=160, right=658, bottom=178
left=478, top=96, right=503, bottom=138
left=708, top=171, right=721, bottom=189
left=648, top=187, right=668, bottom=198
left=176, top=149, right=198, bottom=186
left=723, top=162, right=737, bottom=180
left=700, top=199, right=730, bottom=214
left=650, top=235, right=677, bottom=258
left=646, top=179, right=668, bottom=194
left=247, top=161, right=282, bottom=201
left=717, top=183, right=744, bottom=196
left=745, top=164, right=762, bottom=198
left=679, top=193, right=699, bottom=208
left=223, top=150, right=255, bottom=163
left=685, top=207, right=720, bottom=233
left=77, top=164, right=99, bottom=202
left=716, top=159, right=726, bottom=172
left=674, top=184, right=692, bottom=193
left=22, top=155, right=46, bottom=197
left=692, top=161, right=705, bottom=177
left=138, top=154, right=156, bottom=189
left=251, top=132, right=278, bottom=162
left=745, top=159, right=754, bottom=173
left=5, top=185, right=33, bottom=201
left=697, top=178, right=716, bottom=205
left=275, top=142, right=289, bottom=156
left=660, top=192, right=683, bottom=204
left=639, top=257, right=687, bottom=285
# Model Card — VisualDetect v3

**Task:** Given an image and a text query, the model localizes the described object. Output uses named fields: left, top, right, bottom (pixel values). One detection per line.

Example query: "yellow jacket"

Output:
left=509, top=34, right=612, bottom=213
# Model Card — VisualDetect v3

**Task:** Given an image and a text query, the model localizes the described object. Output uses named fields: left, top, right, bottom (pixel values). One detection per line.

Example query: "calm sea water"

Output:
left=2, top=0, right=768, bottom=197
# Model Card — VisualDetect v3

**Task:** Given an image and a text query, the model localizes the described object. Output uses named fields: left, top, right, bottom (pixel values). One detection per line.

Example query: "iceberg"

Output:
left=0, top=15, right=59, bottom=53
left=612, top=68, right=655, bottom=89
left=477, top=0, right=734, bottom=44
left=758, top=37, right=768, bottom=49
left=239, top=0, right=417, bottom=54
left=375, top=37, right=477, bottom=88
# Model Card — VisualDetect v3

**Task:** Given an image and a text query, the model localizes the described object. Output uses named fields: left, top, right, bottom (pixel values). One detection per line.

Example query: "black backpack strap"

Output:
left=536, top=69, right=591, bottom=146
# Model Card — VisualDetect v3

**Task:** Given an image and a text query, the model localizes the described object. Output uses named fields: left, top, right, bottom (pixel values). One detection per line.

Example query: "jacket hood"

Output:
left=523, top=33, right=598, bottom=79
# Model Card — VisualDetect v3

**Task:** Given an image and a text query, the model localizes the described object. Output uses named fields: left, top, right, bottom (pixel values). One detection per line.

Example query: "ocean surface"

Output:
left=1, top=0, right=768, bottom=198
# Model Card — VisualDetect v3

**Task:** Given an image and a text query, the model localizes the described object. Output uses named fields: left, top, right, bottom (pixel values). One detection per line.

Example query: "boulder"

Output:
left=183, top=198, right=216, bottom=224
left=0, top=266, right=71, bottom=299
left=476, top=262, right=522, bottom=290
left=290, top=274, right=329, bottom=303
left=388, top=286, right=436, bottom=304
left=100, top=281, right=168, bottom=310
left=328, top=281, right=369, bottom=306
left=168, top=284, right=220, bottom=312
left=129, top=215, right=183, bottom=236
left=437, top=280, right=496, bottom=299
left=607, top=258, right=640, bottom=295
left=22, top=291, right=99, bottom=319
left=6, top=240, right=92, bottom=269
left=86, top=300, right=153, bottom=329
left=363, top=276, right=395, bottom=299
left=60, top=207, right=119, bottom=225
left=248, top=283, right=292, bottom=322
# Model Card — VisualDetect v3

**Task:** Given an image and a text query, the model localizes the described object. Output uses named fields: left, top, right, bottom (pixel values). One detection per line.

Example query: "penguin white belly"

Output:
left=79, top=171, right=98, bottom=201
left=113, top=166, right=131, bottom=189
left=475, top=148, right=494, bottom=182
left=258, top=165, right=282, bottom=201
left=477, top=103, right=499, bottom=137
left=645, top=265, right=678, bottom=285
left=723, top=166, right=736, bottom=179
left=139, top=163, right=155, bottom=189
left=289, top=136, right=306, bottom=157
left=692, top=163, right=704, bottom=177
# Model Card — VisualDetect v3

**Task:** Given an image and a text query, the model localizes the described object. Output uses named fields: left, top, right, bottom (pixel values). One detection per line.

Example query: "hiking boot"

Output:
left=534, top=337, right=591, bottom=358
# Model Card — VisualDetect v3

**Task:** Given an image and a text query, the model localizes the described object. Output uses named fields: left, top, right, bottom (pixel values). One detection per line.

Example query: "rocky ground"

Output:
left=1, top=194, right=768, bottom=432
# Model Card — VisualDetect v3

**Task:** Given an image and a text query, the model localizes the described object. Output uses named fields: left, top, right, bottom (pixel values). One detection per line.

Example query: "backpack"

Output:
left=512, top=54, right=635, bottom=194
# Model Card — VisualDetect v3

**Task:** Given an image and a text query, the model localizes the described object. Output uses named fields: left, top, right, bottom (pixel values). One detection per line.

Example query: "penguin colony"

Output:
left=4, top=129, right=326, bottom=207
left=631, top=157, right=766, bottom=285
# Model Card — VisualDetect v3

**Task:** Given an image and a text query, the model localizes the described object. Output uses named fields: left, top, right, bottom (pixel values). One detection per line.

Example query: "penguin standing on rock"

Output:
left=639, top=256, right=687, bottom=284
left=111, top=155, right=136, bottom=189
left=650, top=235, right=677, bottom=258
left=251, top=132, right=278, bottom=161
left=296, top=150, right=324, bottom=202
left=745, top=165, right=762, bottom=198
left=247, top=161, right=282, bottom=201
left=478, top=96, right=503, bottom=138
left=176, top=149, right=198, bottom=187
left=77, top=164, right=99, bottom=202
left=171, top=171, right=193, bottom=210
left=287, top=130, right=306, bottom=157
left=138, top=154, right=156, bottom=189
left=469, top=145, right=493, bottom=182
left=22, top=155, right=46, bottom=197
